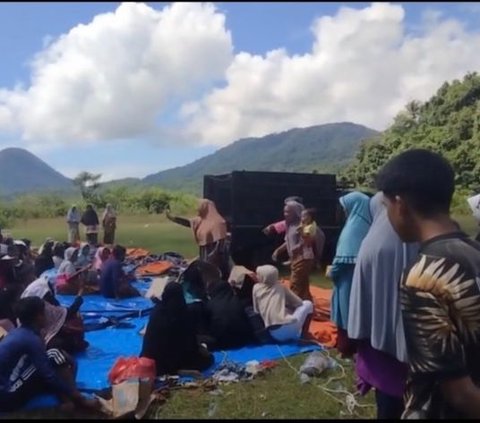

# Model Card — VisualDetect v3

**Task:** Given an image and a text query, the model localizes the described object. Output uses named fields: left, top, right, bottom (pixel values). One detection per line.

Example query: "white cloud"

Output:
left=2, top=2, right=480, bottom=149
left=0, top=2, right=232, bottom=145
left=185, top=2, right=480, bottom=146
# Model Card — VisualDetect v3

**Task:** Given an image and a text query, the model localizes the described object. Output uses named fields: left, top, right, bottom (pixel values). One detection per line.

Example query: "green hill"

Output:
left=0, top=148, right=73, bottom=197
left=345, top=72, right=480, bottom=197
left=143, top=122, right=378, bottom=193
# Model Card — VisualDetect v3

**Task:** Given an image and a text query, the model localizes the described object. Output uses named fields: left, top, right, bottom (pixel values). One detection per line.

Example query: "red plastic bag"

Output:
left=108, top=357, right=156, bottom=385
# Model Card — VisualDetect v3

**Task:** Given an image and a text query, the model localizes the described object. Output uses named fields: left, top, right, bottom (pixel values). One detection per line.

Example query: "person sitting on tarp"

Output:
left=0, top=245, right=16, bottom=291
left=100, top=245, right=139, bottom=299
left=56, top=247, right=89, bottom=295
left=206, top=279, right=255, bottom=350
left=166, top=199, right=230, bottom=279
left=52, top=242, right=68, bottom=270
left=0, top=297, right=99, bottom=414
left=253, top=265, right=313, bottom=343
left=140, top=282, right=214, bottom=376
left=34, top=240, right=55, bottom=278
left=76, top=243, right=99, bottom=286
left=0, top=285, right=17, bottom=335
left=21, top=275, right=88, bottom=354
left=9, top=242, right=36, bottom=289
left=178, top=260, right=214, bottom=345
left=93, top=246, right=111, bottom=273
left=228, top=265, right=257, bottom=308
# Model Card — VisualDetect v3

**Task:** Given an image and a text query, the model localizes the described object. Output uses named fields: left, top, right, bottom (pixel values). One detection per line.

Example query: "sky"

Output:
left=1, top=2, right=480, bottom=181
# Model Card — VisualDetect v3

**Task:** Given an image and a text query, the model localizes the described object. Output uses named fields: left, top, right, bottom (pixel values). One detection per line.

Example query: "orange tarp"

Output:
left=126, top=248, right=151, bottom=260
left=137, top=261, right=174, bottom=277
left=282, top=280, right=338, bottom=348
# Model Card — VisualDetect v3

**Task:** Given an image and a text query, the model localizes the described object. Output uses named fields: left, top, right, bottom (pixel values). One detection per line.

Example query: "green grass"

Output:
left=9, top=214, right=199, bottom=258
left=6, top=213, right=478, bottom=419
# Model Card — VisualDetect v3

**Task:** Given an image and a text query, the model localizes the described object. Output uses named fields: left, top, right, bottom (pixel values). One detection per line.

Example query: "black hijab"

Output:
left=141, top=282, right=200, bottom=375
left=206, top=280, right=254, bottom=350
left=81, top=205, right=99, bottom=226
left=34, top=242, right=55, bottom=278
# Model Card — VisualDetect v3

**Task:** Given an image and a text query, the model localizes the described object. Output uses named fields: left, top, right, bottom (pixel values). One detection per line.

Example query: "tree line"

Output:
left=0, top=171, right=197, bottom=228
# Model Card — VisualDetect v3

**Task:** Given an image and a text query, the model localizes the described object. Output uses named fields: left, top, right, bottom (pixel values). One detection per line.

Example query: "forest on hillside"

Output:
left=344, top=72, right=480, bottom=210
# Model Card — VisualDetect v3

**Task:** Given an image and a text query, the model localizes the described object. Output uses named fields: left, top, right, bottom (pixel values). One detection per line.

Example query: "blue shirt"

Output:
left=0, top=327, right=73, bottom=396
left=100, top=258, right=123, bottom=298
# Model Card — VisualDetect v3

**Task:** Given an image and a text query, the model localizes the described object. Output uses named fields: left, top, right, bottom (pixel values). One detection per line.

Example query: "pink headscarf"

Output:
left=94, top=247, right=110, bottom=271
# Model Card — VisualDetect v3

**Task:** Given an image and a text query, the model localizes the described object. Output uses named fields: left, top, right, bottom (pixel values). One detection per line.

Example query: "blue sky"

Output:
left=0, top=2, right=479, bottom=181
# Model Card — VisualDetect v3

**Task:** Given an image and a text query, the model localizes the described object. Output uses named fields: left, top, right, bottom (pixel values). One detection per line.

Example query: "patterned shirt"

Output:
left=401, top=232, right=480, bottom=419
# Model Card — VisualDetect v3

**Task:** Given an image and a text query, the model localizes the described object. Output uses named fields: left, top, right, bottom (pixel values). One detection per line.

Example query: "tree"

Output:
left=73, top=172, right=102, bottom=205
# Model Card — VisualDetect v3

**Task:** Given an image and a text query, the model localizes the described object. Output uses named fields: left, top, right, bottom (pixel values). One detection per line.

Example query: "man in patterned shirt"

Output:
left=376, top=149, right=480, bottom=419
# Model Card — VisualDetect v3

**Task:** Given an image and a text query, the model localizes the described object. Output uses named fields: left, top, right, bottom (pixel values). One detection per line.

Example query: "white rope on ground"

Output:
left=276, top=343, right=375, bottom=417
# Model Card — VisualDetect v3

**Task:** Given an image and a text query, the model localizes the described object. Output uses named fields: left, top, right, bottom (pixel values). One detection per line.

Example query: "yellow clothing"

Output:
left=302, top=221, right=317, bottom=238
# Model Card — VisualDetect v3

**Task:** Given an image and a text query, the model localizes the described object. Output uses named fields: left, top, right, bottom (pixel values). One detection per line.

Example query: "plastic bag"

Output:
left=299, top=351, right=334, bottom=383
left=108, top=357, right=156, bottom=385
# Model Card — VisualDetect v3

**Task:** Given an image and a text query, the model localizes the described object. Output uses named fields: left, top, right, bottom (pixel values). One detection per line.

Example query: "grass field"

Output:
left=6, top=213, right=478, bottom=419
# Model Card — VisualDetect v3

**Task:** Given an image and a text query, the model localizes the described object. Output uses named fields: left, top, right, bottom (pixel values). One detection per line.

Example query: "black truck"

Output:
left=203, top=170, right=346, bottom=269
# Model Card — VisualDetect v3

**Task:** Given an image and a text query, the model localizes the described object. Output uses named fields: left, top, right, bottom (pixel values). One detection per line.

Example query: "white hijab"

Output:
left=21, top=275, right=54, bottom=299
left=253, top=265, right=302, bottom=328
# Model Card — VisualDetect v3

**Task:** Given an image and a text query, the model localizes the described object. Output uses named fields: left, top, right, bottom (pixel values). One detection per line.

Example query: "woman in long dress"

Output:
left=347, top=193, right=418, bottom=419
left=81, top=204, right=99, bottom=245
left=330, top=191, right=372, bottom=356
left=66, top=205, right=81, bottom=244
left=166, top=199, right=230, bottom=279
left=102, top=204, right=117, bottom=245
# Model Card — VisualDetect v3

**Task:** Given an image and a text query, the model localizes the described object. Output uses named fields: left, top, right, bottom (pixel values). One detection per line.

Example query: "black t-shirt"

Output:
left=401, top=232, right=480, bottom=419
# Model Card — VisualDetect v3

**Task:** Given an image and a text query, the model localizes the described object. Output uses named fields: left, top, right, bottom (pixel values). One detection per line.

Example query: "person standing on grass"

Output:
left=166, top=199, right=230, bottom=279
left=376, top=149, right=480, bottom=419
left=272, top=201, right=315, bottom=301
left=67, top=205, right=81, bottom=244
left=102, top=204, right=117, bottom=245
left=347, top=192, right=419, bottom=419
left=0, top=297, right=99, bottom=413
left=329, top=191, right=372, bottom=357
left=81, top=204, right=99, bottom=246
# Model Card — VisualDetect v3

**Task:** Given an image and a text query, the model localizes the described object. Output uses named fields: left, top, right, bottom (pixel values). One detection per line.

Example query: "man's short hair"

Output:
left=376, top=149, right=455, bottom=217
left=14, top=297, right=45, bottom=327
left=112, top=245, right=126, bottom=259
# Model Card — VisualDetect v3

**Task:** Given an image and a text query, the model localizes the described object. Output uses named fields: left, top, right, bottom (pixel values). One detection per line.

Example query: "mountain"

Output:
left=143, top=122, right=378, bottom=193
left=344, top=72, right=480, bottom=193
left=0, top=122, right=377, bottom=197
left=0, top=148, right=73, bottom=196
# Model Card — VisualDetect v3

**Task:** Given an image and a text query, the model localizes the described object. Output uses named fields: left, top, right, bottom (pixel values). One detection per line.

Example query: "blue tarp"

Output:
left=21, top=272, right=322, bottom=411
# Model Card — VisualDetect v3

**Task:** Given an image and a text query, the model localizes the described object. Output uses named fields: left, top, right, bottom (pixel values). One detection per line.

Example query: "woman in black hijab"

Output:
left=81, top=204, right=100, bottom=245
left=206, top=280, right=255, bottom=350
left=34, top=241, right=55, bottom=277
left=140, top=282, right=214, bottom=376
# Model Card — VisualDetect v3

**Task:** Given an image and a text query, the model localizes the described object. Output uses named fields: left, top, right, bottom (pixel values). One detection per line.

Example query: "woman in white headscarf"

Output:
left=66, top=205, right=81, bottom=244
left=253, top=265, right=313, bottom=342
left=102, top=204, right=117, bottom=245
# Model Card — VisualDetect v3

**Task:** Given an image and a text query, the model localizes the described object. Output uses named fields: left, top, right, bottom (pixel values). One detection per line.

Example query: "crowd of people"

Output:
left=0, top=149, right=479, bottom=419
